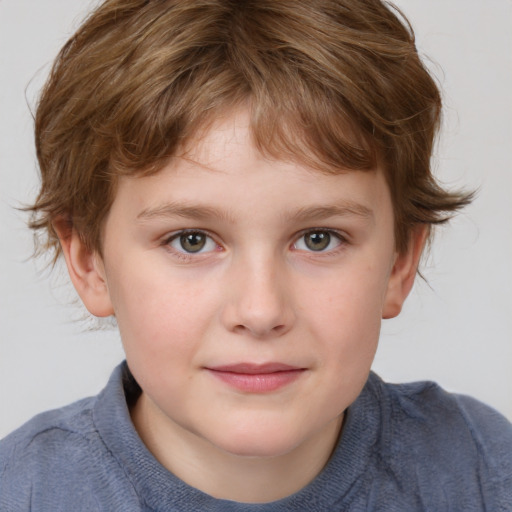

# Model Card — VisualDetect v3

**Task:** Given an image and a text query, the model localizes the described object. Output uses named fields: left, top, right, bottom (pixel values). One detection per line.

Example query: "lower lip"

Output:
left=207, top=369, right=305, bottom=393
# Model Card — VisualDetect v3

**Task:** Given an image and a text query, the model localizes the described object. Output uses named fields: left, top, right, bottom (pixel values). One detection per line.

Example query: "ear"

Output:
left=382, top=225, right=428, bottom=319
left=54, top=218, right=114, bottom=317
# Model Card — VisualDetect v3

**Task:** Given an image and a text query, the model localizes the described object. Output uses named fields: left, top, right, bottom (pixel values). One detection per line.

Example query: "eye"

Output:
left=293, top=230, right=343, bottom=252
left=168, top=230, right=218, bottom=254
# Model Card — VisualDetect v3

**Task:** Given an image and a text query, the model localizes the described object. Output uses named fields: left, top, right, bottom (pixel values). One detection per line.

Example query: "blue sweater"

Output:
left=1, top=362, right=511, bottom=511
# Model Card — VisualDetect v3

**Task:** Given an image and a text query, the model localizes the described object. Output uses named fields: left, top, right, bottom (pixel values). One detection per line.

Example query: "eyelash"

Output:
left=161, top=228, right=348, bottom=261
left=162, top=229, right=221, bottom=261
left=292, top=228, right=348, bottom=255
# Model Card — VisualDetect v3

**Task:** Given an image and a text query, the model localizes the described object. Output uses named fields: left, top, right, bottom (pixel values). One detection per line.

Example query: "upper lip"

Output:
left=206, top=363, right=304, bottom=374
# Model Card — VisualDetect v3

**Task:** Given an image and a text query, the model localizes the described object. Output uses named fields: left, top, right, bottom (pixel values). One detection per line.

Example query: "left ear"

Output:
left=382, top=225, right=428, bottom=319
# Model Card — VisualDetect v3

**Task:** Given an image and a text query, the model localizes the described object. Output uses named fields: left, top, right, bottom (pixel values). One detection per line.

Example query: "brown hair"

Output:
left=30, top=0, right=472, bottom=260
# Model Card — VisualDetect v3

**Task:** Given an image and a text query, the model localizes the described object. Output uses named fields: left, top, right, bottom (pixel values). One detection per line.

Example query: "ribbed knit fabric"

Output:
left=1, top=362, right=511, bottom=511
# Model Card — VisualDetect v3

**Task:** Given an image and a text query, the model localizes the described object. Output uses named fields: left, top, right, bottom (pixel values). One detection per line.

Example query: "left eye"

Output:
left=168, top=231, right=218, bottom=253
left=293, top=230, right=343, bottom=252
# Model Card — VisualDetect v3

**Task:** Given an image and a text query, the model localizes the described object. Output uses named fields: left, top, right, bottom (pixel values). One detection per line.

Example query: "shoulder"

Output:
left=382, top=377, right=512, bottom=447
left=372, top=374, right=512, bottom=509
left=0, top=397, right=105, bottom=511
left=0, top=364, right=144, bottom=511
left=1, top=395, right=97, bottom=462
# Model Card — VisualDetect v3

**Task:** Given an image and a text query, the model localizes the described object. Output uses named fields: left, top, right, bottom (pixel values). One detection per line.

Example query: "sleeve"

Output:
left=454, top=394, right=512, bottom=511
left=0, top=421, right=102, bottom=512
left=0, top=431, right=37, bottom=511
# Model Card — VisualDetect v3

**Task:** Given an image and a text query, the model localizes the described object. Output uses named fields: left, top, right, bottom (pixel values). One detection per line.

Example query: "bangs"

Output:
left=32, top=0, right=471, bottom=262
left=104, top=23, right=378, bottom=178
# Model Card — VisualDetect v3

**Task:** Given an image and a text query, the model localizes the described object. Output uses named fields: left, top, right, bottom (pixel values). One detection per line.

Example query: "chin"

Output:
left=208, top=422, right=304, bottom=459
left=220, top=440, right=297, bottom=459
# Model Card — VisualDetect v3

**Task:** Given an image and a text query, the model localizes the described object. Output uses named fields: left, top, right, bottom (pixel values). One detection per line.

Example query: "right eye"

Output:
left=167, top=230, right=218, bottom=254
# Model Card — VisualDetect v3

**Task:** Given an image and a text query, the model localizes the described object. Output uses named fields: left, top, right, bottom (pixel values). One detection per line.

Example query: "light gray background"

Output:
left=1, top=0, right=511, bottom=438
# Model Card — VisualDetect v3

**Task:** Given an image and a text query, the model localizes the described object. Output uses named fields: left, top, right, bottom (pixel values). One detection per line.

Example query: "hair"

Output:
left=29, top=0, right=472, bottom=261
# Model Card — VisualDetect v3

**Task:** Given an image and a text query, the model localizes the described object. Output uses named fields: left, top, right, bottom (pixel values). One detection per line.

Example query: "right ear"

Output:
left=53, top=218, right=114, bottom=317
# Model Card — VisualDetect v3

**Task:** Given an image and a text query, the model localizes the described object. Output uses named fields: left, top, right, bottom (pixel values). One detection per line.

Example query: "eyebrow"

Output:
left=136, top=202, right=237, bottom=223
left=284, top=203, right=374, bottom=223
left=136, top=201, right=373, bottom=224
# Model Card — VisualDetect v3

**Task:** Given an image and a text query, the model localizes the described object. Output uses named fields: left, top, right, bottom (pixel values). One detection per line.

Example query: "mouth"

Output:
left=205, top=363, right=306, bottom=393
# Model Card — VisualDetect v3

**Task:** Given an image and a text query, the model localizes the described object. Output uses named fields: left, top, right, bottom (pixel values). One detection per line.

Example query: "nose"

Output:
left=221, top=253, right=295, bottom=339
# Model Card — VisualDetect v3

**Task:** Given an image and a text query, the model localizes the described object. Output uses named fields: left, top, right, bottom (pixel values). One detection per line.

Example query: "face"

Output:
left=70, top=110, right=419, bottom=462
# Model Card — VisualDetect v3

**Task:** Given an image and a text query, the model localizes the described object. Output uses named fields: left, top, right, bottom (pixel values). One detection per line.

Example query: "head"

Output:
left=31, top=0, right=470, bottom=261
left=28, top=0, right=473, bottom=488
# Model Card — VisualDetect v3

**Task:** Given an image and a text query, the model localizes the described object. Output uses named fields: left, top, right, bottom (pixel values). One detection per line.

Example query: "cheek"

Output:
left=109, top=265, right=219, bottom=364
left=300, top=263, right=386, bottom=335
left=298, top=263, right=386, bottom=386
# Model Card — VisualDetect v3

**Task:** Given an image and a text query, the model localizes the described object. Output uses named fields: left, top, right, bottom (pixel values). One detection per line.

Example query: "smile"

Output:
left=205, top=363, right=306, bottom=393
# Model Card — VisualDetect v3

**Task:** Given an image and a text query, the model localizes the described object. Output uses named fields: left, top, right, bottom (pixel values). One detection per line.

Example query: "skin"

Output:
left=57, top=109, right=425, bottom=503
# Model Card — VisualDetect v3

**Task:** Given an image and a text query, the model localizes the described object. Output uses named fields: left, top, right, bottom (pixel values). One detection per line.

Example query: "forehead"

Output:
left=110, top=109, right=393, bottom=229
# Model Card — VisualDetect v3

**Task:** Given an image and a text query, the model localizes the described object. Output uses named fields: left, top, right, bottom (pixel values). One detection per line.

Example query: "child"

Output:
left=1, top=0, right=511, bottom=509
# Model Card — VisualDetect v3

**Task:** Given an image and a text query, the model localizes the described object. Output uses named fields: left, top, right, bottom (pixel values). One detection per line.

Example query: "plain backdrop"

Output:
left=1, top=0, right=511, bottom=438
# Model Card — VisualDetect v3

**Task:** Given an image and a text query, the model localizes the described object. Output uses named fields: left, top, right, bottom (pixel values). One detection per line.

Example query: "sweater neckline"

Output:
left=93, top=362, right=385, bottom=511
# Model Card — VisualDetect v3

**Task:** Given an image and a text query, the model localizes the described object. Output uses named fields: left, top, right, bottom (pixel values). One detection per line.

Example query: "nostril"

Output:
left=232, top=322, right=288, bottom=338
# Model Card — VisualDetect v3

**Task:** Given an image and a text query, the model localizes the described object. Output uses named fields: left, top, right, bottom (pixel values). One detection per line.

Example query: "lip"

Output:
left=205, top=363, right=306, bottom=393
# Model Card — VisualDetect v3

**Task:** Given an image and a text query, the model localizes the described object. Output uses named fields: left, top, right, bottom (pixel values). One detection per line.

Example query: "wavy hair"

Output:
left=29, top=0, right=472, bottom=260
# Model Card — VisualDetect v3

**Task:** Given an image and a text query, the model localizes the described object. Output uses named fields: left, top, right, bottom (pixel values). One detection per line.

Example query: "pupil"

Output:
left=180, top=233, right=206, bottom=253
left=305, top=231, right=330, bottom=251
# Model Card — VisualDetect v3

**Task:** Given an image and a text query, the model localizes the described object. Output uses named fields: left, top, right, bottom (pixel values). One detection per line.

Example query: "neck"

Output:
left=131, top=393, right=343, bottom=503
